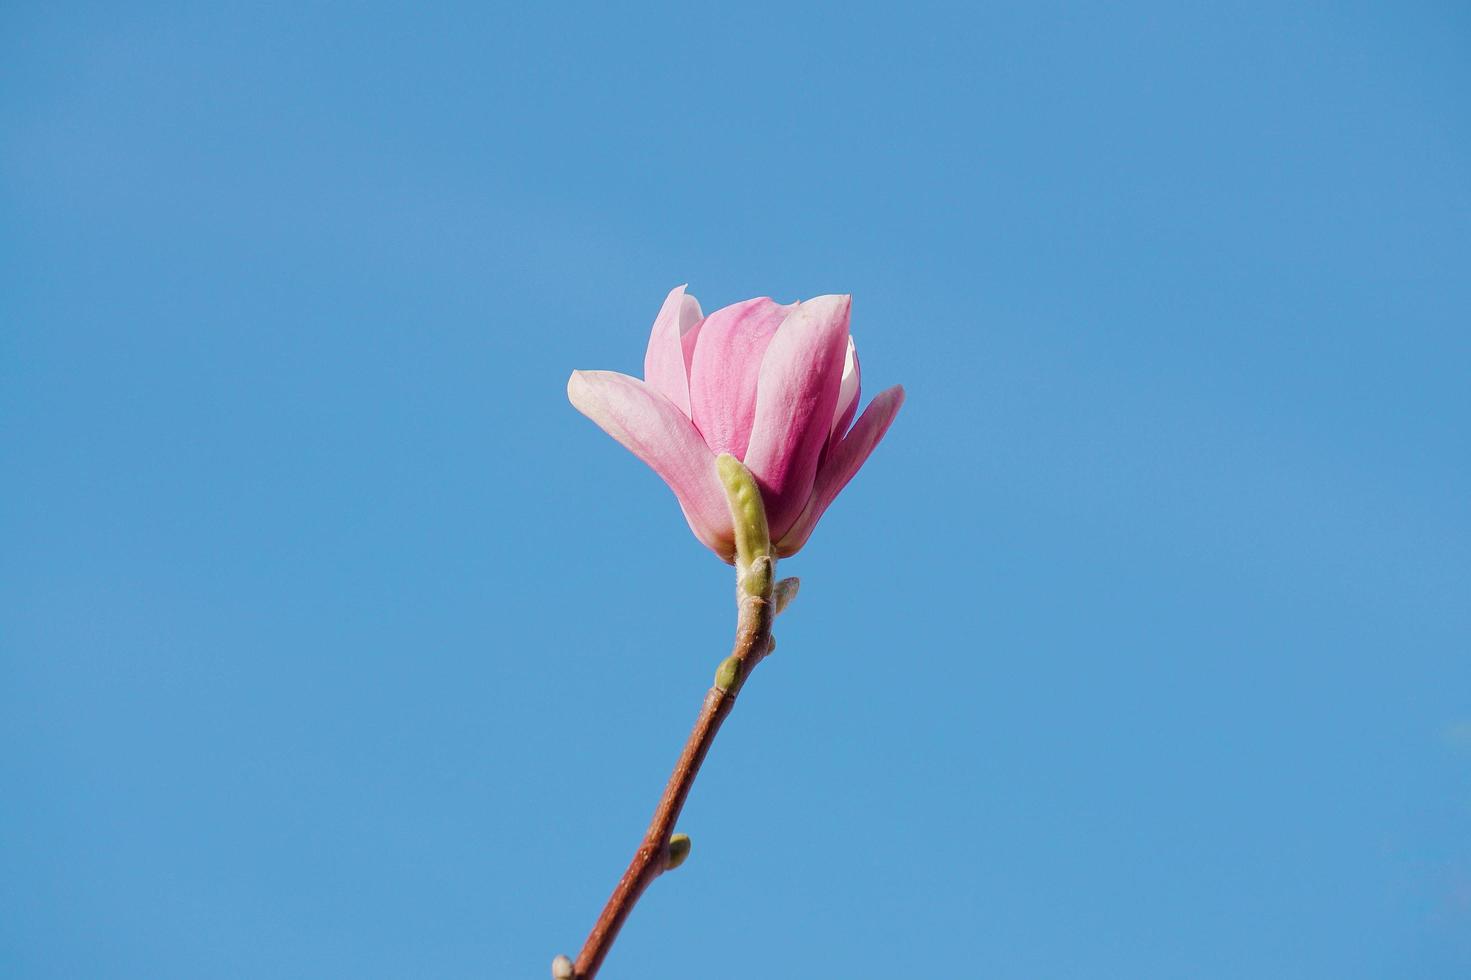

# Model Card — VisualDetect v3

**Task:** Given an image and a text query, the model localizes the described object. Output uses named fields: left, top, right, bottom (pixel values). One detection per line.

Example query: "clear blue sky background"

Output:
left=3, top=3, right=1468, bottom=977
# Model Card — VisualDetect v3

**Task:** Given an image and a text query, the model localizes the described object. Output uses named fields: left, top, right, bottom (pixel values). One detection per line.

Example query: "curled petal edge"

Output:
left=830, top=336, right=861, bottom=447
left=643, top=284, right=704, bottom=418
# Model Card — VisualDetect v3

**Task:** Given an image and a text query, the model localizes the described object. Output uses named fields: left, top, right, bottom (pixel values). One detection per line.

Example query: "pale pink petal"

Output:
left=567, top=370, right=734, bottom=561
left=687, top=297, right=795, bottom=459
left=830, top=336, right=861, bottom=446
left=642, top=285, right=705, bottom=419
left=742, top=294, right=852, bottom=540
left=775, top=384, right=905, bottom=557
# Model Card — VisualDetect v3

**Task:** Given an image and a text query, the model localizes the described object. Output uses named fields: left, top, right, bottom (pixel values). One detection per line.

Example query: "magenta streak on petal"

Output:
left=686, top=297, right=794, bottom=459
left=642, top=285, right=705, bottom=419
left=567, top=370, right=735, bottom=561
left=775, top=384, right=904, bottom=557
left=741, top=295, right=852, bottom=540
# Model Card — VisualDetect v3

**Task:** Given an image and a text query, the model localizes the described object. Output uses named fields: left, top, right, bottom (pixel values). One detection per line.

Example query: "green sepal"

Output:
left=716, top=454, right=771, bottom=573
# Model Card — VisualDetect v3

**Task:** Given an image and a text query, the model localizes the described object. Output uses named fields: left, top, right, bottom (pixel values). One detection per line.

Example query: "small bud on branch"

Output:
left=666, top=834, right=692, bottom=870
left=773, top=577, right=800, bottom=614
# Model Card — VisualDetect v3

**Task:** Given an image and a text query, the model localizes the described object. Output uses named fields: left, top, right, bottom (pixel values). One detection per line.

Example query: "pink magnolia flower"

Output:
left=567, top=285, right=904, bottom=562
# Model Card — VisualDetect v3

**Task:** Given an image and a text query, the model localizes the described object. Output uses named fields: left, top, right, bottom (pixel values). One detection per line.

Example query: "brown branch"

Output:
left=570, top=590, right=775, bottom=979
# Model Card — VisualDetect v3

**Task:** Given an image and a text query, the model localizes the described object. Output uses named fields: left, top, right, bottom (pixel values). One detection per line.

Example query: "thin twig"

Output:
left=571, top=590, right=774, bottom=979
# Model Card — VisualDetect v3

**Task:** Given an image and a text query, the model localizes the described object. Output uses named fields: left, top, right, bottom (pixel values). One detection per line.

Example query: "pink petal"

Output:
left=775, top=384, right=905, bottom=557
left=567, top=370, right=734, bottom=561
left=687, top=297, right=795, bottom=459
left=830, top=336, right=861, bottom=447
left=742, top=294, right=852, bottom=540
left=642, top=285, right=705, bottom=419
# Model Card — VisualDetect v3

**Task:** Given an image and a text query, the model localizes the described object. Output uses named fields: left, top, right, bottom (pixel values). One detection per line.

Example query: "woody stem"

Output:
left=571, top=589, right=774, bottom=979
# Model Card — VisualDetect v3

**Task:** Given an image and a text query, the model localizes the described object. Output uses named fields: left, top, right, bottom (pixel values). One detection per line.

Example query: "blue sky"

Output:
left=2, top=2, right=1468, bottom=977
